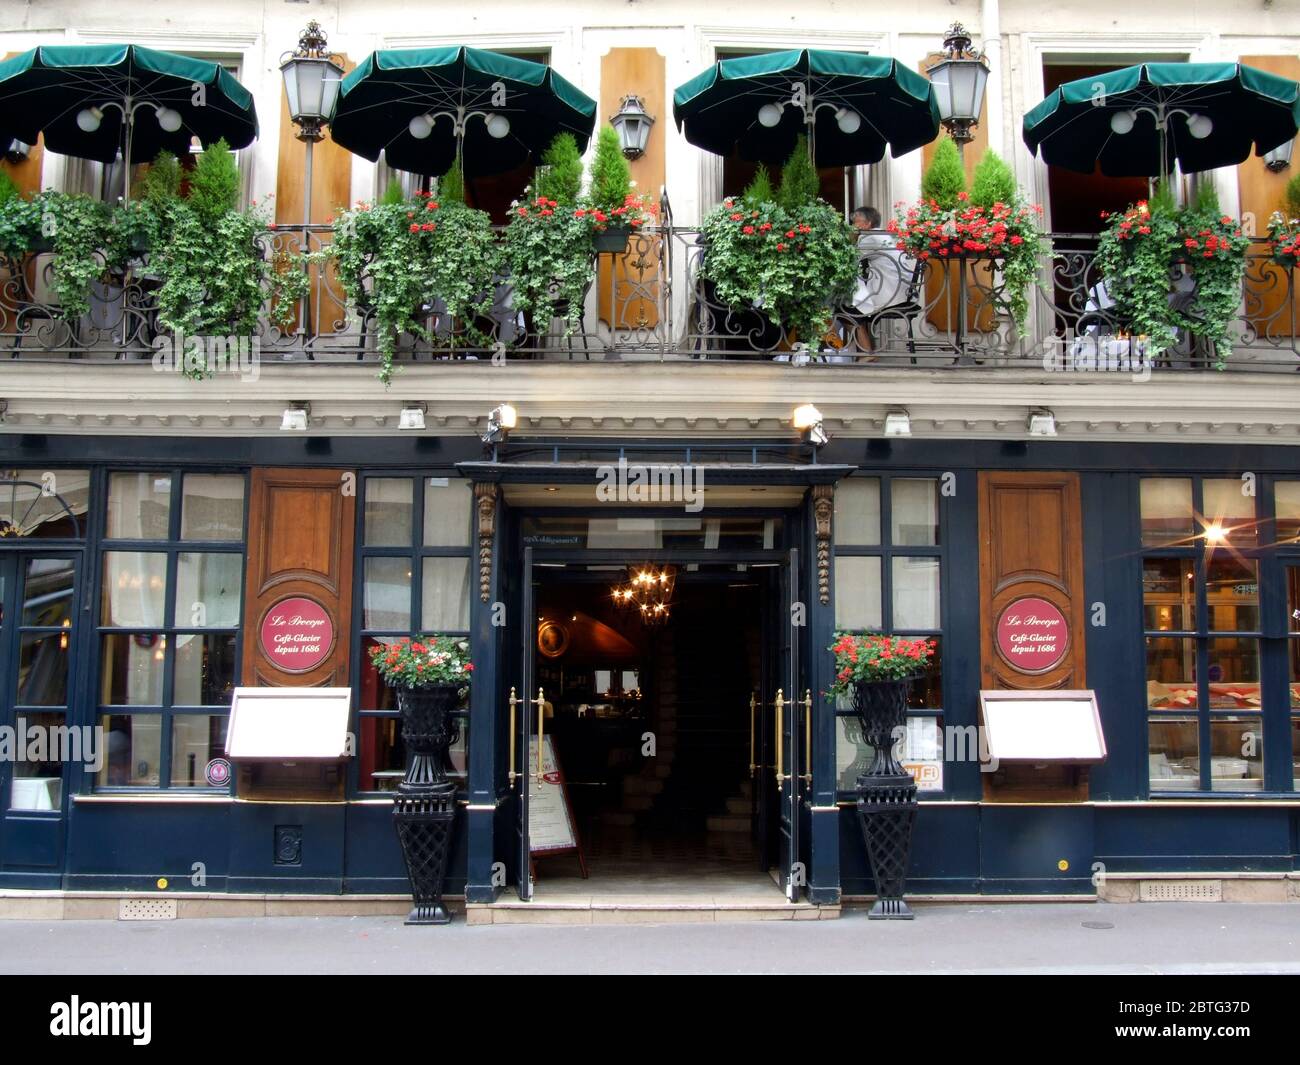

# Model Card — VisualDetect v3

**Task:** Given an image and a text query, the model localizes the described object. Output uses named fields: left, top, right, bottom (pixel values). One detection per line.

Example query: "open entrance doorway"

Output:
left=517, top=559, right=800, bottom=900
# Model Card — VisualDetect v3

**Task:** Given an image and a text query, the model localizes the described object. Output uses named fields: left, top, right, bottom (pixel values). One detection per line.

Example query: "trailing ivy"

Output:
left=331, top=193, right=501, bottom=385
left=700, top=195, right=858, bottom=347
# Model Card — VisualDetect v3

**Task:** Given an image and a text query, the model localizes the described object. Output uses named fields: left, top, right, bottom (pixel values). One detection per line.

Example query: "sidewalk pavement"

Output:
left=1, top=902, right=1297, bottom=974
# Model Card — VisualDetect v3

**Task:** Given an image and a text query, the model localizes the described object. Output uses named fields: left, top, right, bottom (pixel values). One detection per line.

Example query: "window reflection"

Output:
left=0, top=470, right=89, bottom=539
left=98, top=714, right=162, bottom=787
left=9, top=712, right=66, bottom=810
left=170, top=715, right=229, bottom=787
left=1143, top=557, right=1194, bottom=631
left=1205, top=557, right=1258, bottom=632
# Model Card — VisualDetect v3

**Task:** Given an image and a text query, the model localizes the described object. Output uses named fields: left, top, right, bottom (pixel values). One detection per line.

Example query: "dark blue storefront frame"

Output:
left=0, top=432, right=1295, bottom=896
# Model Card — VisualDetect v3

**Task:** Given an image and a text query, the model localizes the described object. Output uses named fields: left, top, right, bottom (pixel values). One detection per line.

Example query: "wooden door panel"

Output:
left=978, top=471, right=1088, bottom=800
left=242, top=469, right=355, bottom=688
left=979, top=472, right=1086, bottom=692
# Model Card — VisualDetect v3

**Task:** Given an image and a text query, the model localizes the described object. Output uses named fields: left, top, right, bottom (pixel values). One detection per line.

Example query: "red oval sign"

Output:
left=996, top=596, right=1069, bottom=674
left=259, top=596, right=334, bottom=673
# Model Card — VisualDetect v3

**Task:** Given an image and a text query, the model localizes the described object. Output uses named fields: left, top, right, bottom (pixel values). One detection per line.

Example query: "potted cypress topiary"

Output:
left=587, top=125, right=635, bottom=252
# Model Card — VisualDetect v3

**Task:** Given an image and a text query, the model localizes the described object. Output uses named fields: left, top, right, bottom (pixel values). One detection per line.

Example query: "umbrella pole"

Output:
left=122, top=109, right=133, bottom=204
left=843, top=166, right=850, bottom=221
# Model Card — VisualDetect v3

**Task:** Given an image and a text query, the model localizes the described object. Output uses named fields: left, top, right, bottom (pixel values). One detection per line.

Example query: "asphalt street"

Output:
left=1, top=902, right=1298, bottom=974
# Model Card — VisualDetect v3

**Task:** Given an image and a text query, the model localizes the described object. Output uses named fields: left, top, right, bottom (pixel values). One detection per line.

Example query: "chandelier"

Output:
left=612, top=564, right=676, bottom=625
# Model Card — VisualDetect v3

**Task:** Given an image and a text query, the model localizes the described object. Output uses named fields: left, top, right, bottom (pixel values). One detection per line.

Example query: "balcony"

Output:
left=2, top=220, right=1297, bottom=372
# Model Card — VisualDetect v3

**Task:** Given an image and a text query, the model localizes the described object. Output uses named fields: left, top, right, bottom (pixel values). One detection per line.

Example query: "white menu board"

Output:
left=528, top=735, right=578, bottom=854
left=226, top=687, right=353, bottom=760
left=979, top=690, right=1106, bottom=763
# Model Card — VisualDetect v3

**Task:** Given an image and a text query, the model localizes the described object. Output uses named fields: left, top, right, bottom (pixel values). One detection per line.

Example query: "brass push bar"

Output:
left=508, top=687, right=518, bottom=784
left=802, top=689, right=813, bottom=783
left=533, top=688, right=546, bottom=783
left=774, top=689, right=786, bottom=784
left=748, top=692, right=757, bottom=777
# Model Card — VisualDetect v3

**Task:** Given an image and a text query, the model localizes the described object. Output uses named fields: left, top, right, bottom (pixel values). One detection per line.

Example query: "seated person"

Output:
left=848, top=206, right=915, bottom=352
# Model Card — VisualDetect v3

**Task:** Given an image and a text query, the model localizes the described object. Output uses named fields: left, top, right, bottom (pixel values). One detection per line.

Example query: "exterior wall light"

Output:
left=1027, top=409, right=1057, bottom=436
left=883, top=409, right=912, bottom=437
left=1264, top=137, right=1294, bottom=172
left=280, top=402, right=310, bottom=432
left=793, top=403, right=828, bottom=446
left=610, top=95, right=655, bottom=159
left=398, top=404, right=426, bottom=431
left=481, top=403, right=518, bottom=445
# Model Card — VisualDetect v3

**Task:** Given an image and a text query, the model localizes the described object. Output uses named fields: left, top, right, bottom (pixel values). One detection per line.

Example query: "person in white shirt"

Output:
left=849, top=206, right=915, bottom=353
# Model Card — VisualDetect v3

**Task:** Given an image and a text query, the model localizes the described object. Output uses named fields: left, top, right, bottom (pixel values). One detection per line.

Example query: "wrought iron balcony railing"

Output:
left=2, top=220, right=1296, bottom=372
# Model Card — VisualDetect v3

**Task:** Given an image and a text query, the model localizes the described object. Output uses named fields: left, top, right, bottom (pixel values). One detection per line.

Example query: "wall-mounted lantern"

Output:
left=610, top=94, right=655, bottom=160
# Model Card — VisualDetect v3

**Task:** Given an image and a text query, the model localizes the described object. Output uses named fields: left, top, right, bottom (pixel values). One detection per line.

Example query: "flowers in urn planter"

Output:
left=827, top=633, right=937, bottom=698
left=888, top=190, right=1044, bottom=335
left=369, top=635, right=474, bottom=690
left=1266, top=211, right=1300, bottom=270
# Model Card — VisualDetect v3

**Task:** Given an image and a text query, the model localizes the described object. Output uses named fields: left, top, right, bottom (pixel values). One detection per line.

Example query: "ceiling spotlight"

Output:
left=155, top=107, right=183, bottom=133
left=484, top=113, right=511, bottom=139
left=1027, top=409, right=1057, bottom=437
left=792, top=403, right=828, bottom=447
left=408, top=113, right=434, bottom=139
left=280, top=402, right=310, bottom=432
left=481, top=403, right=518, bottom=445
left=757, top=102, right=784, bottom=128
left=1187, top=114, right=1214, bottom=140
left=76, top=106, right=104, bottom=133
left=835, top=107, right=862, bottom=134
left=398, top=403, right=426, bottom=431
left=1109, top=109, right=1136, bottom=135
left=883, top=409, right=912, bottom=437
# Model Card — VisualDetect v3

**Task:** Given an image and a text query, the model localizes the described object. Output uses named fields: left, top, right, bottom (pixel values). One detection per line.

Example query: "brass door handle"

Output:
left=801, top=689, right=812, bottom=783
left=748, top=692, right=757, bottom=777
left=508, top=687, right=518, bottom=785
left=774, top=689, right=786, bottom=784
left=533, top=688, right=546, bottom=783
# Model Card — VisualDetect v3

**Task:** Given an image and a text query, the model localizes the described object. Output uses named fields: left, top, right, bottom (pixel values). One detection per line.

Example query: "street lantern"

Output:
left=609, top=94, right=655, bottom=160
left=927, top=23, right=990, bottom=157
left=1264, top=136, right=1294, bottom=172
left=281, top=21, right=343, bottom=143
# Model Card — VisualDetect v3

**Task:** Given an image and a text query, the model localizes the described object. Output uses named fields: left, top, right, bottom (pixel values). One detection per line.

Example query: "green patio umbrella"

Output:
left=0, top=44, right=258, bottom=200
left=328, top=47, right=597, bottom=178
left=1023, top=62, right=1300, bottom=177
left=672, top=49, right=939, bottom=166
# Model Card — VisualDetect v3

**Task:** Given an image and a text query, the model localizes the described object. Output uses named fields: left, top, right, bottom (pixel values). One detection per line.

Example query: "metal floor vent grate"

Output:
left=1138, top=880, right=1223, bottom=902
left=118, top=898, right=178, bottom=921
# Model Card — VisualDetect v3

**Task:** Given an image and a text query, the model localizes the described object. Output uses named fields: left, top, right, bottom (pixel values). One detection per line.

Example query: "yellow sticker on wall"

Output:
left=157, top=878, right=169, bottom=890
left=1057, top=860, right=1069, bottom=872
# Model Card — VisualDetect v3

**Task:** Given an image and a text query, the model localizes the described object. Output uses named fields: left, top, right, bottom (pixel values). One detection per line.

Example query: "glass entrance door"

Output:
left=0, top=552, right=80, bottom=875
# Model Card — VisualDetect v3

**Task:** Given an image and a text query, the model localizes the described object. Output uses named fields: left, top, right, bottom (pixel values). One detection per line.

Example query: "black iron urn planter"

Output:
left=392, top=683, right=461, bottom=925
left=851, top=675, right=920, bottom=920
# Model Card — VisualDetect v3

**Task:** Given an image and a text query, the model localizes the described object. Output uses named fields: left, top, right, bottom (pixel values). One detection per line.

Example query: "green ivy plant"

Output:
left=331, top=192, right=501, bottom=385
left=1097, top=182, right=1249, bottom=368
left=27, top=191, right=112, bottom=320
left=700, top=194, right=858, bottom=347
left=1095, top=187, right=1182, bottom=359
left=1175, top=184, right=1249, bottom=369
left=505, top=194, right=594, bottom=335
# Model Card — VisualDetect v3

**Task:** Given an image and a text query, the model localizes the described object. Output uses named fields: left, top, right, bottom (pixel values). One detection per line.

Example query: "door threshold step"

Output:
left=467, top=897, right=838, bottom=924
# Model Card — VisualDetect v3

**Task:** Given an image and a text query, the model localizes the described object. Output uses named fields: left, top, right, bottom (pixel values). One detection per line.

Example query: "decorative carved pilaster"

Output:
left=474, top=482, right=499, bottom=602
left=812, top=483, right=833, bottom=605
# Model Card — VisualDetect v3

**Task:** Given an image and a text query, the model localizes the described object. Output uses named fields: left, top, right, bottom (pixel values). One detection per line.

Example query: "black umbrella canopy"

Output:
left=1023, top=62, right=1300, bottom=177
left=328, top=47, right=597, bottom=178
left=673, top=49, right=940, bottom=166
left=0, top=43, right=258, bottom=164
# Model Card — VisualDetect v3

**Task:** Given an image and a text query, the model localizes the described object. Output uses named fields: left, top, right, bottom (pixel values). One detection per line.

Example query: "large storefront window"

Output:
left=833, top=476, right=944, bottom=794
left=1142, top=477, right=1274, bottom=793
left=357, top=476, right=472, bottom=793
left=96, top=472, right=246, bottom=789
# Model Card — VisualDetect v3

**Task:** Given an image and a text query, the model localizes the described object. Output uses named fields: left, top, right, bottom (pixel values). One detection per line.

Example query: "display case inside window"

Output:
left=98, top=713, right=162, bottom=787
